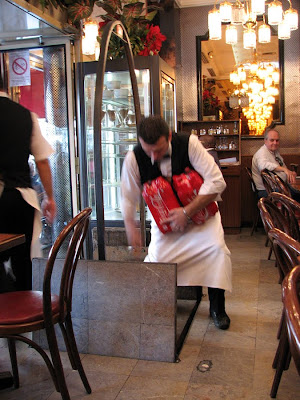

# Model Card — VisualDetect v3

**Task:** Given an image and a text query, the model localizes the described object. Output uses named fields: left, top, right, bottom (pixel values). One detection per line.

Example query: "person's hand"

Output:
left=285, top=168, right=296, bottom=184
left=41, top=197, right=56, bottom=224
left=161, top=207, right=189, bottom=232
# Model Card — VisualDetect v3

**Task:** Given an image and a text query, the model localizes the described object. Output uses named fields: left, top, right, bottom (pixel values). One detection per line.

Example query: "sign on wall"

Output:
left=9, top=50, right=31, bottom=87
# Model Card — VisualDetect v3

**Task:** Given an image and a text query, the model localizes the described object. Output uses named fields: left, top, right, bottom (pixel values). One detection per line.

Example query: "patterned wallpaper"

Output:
left=176, top=4, right=300, bottom=156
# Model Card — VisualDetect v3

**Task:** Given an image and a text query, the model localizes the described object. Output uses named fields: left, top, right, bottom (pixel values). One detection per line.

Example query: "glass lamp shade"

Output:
left=231, top=2, right=245, bottom=24
left=226, top=24, right=237, bottom=44
left=230, top=71, right=238, bottom=83
left=278, top=19, right=291, bottom=39
left=219, top=1, right=232, bottom=23
left=229, top=95, right=239, bottom=109
left=268, top=0, right=283, bottom=25
left=208, top=9, right=222, bottom=40
left=258, top=23, right=271, bottom=43
left=237, top=66, right=246, bottom=81
left=252, top=0, right=265, bottom=15
left=284, top=8, right=298, bottom=31
left=272, top=70, right=280, bottom=84
left=240, top=95, right=249, bottom=107
left=243, top=27, right=256, bottom=49
left=82, top=21, right=99, bottom=55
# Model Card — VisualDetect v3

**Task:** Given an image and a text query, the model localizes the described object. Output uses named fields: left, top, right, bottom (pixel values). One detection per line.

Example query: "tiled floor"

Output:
left=1, top=228, right=300, bottom=399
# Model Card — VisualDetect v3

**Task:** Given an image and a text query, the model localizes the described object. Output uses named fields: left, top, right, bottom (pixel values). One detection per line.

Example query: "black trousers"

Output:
left=0, top=188, right=34, bottom=292
left=208, top=287, right=226, bottom=314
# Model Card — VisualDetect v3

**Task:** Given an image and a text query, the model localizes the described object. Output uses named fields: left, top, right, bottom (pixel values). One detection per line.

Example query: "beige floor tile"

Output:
left=115, top=375, right=188, bottom=399
left=130, top=344, right=199, bottom=381
left=81, top=353, right=138, bottom=375
left=184, top=382, right=251, bottom=399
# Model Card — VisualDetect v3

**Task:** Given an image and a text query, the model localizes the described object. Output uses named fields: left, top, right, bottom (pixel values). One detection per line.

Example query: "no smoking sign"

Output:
left=12, top=58, right=28, bottom=75
left=9, top=50, right=31, bottom=87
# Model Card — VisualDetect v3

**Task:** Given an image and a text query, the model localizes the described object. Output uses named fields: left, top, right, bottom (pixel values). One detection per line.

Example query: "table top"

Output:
left=0, top=233, right=25, bottom=253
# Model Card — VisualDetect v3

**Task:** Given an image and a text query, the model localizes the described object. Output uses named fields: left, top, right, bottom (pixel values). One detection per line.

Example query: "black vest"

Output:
left=0, top=97, right=32, bottom=189
left=133, top=133, right=193, bottom=185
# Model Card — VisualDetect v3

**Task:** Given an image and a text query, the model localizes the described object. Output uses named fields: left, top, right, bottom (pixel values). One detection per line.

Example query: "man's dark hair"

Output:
left=137, top=115, right=170, bottom=144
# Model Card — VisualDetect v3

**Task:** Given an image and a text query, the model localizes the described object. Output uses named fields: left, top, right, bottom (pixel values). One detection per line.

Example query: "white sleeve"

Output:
left=121, top=151, right=142, bottom=220
left=30, top=112, right=54, bottom=161
left=188, top=134, right=226, bottom=199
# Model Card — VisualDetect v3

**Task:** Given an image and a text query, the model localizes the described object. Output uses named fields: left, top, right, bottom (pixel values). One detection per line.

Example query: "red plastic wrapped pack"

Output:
left=172, top=168, right=218, bottom=225
left=142, top=177, right=180, bottom=233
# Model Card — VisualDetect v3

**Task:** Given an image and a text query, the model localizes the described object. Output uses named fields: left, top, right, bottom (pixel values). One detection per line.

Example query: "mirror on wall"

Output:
left=196, top=23, right=284, bottom=137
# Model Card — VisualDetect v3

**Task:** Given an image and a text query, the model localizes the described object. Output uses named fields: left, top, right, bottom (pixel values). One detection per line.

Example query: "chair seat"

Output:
left=0, top=291, right=59, bottom=325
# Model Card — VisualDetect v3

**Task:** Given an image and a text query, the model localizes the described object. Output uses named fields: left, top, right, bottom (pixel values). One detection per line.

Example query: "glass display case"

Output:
left=76, top=56, right=176, bottom=257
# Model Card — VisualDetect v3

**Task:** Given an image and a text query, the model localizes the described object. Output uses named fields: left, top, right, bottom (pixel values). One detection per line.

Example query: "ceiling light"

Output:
left=208, top=8, right=222, bottom=40
left=258, top=21, right=271, bottom=43
left=284, top=5, right=298, bottom=30
left=220, top=1, right=232, bottom=23
left=252, top=0, right=266, bottom=15
left=278, top=18, right=291, bottom=39
left=225, top=24, right=238, bottom=44
left=268, top=0, right=283, bottom=25
left=231, top=1, right=245, bottom=24
left=243, top=26, right=256, bottom=49
left=82, top=20, right=99, bottom=56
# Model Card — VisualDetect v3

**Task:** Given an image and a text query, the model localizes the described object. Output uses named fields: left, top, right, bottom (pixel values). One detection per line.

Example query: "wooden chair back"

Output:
left=268, top=228, right=300, bottom=280
left=282, top=264, right=300, bottom=373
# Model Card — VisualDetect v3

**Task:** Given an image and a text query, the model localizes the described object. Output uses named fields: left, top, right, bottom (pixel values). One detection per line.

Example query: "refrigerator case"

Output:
left=76, top=55, right=176, bottom=258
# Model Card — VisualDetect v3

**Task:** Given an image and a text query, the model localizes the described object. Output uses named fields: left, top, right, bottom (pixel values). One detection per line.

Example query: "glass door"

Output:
left=0, top=45, right=74, bottom=256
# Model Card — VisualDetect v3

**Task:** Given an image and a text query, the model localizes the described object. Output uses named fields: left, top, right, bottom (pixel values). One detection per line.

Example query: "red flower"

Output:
left=138, top=24, right=166, bottom=56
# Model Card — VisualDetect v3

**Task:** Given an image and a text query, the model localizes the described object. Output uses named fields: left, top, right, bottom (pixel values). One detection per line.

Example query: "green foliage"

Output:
left=96, top=0, right=161, bottom=58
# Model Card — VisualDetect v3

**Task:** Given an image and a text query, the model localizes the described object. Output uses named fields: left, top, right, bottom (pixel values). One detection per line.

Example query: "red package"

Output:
left=142, top=177, right=180, bottom=233
left=172, top=168, right=218, bottom=225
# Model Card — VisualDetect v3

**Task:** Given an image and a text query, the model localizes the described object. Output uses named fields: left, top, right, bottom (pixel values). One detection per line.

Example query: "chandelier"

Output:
left=229, top=59, right=279, bottom=134
left=208, top=1, right=298, bottom=47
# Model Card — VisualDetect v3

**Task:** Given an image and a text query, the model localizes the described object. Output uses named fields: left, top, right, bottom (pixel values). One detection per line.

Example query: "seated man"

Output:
left=252, top=128, right=298, bottom=200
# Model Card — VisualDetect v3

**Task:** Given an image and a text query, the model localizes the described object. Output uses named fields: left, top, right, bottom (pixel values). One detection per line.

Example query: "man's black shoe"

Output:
left=0, top=372, right=14, bottom=390
left=210, top=311, right=230, bottom=330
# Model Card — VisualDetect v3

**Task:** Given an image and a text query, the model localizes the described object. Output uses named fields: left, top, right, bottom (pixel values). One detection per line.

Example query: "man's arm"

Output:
left=273, top=165, right=296, bottom=184
left=35, top=159, right=56, bottom=223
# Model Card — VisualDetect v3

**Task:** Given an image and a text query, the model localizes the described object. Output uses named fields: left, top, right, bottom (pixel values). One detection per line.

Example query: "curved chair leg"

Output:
left=270, top=326, right=289, bottom=398
left=45, top=324, right=71, bottom=400
left=7, top=338, right=19, bottom=388
left=61, top=315, right=91, bottom=394
left=251, top=209, right=259, bottom=236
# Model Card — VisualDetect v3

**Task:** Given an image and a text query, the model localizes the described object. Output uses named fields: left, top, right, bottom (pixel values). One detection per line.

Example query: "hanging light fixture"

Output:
left=220, top=1, right=232, bottom=22
left=226, top=24, right=238, bottom=44
left=268, top=0, right=283, bottom=25
left=243, top=25, right=256, bottom=49
left=258, top=15, right=271, bottom=43
left=284, top=2, right=298, bottom=30
left=278, top=17, right=291, bottom=38
left=252, top=0, right=266, bottom=15
left=208, top=7, right=222, bottom=40
left=231, top=1, right=245, bottom=24
left=207, top=0, right=297, bottom=50
left=82, top=20, right=99, bottom=56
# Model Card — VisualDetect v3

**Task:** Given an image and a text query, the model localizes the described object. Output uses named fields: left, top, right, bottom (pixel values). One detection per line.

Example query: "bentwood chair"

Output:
left=0, top=208, right=92, bottom=400
left=261, top=170, right=279, bottom=195
left=267, top=229, right=300, bottom=398
left=245, top=167, right=260, bottom=235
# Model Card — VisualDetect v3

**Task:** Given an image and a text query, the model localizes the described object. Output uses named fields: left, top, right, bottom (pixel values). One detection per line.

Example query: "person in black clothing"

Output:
left=0, top=76, right=56, bottom=292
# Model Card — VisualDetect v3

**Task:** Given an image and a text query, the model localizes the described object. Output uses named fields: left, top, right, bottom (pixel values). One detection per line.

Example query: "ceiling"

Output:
left=175, top=0, right=215, bottom=8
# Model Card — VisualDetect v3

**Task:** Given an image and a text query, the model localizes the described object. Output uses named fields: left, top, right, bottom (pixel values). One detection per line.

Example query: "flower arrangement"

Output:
left=96, top=0, right=166, bottom=59
left=202, top=89, right=220, bottom=115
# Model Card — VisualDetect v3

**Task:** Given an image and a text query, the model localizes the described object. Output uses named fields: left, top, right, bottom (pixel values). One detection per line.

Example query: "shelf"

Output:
left=216, top=149, right=238, bottom=152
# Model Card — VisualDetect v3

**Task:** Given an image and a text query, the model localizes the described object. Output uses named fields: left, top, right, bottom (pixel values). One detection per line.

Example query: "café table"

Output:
left=0, top=233, right=25, bottom=390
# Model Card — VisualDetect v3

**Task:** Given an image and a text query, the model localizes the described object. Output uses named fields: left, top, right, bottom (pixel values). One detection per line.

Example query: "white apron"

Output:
left=144, top=211, right=232, bottom=292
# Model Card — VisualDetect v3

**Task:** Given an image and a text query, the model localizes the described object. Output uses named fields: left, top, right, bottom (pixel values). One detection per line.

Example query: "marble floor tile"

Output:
left=130, top=344, right=199, bottom=382
left=190, top=345, right=255, bottom=388
left=115, top=375, right=188, bottom=399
